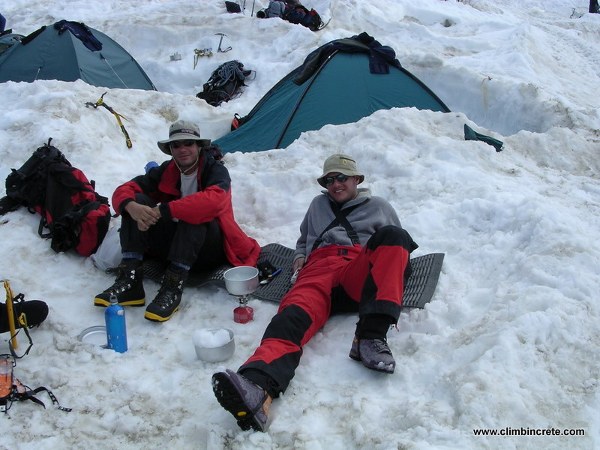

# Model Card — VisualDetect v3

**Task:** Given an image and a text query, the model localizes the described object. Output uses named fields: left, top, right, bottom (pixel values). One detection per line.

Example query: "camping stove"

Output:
left=233, top=296, right=254, bottom=324
left=223, top=266, right=259, bottom=324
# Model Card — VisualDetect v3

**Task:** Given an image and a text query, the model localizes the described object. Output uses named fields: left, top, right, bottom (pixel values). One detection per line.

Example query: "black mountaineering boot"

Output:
left=0, top=299, right=49, bottom=333
left=94, top=259, right=145, bottom=307
left=144, top=267, right=187, bottom=322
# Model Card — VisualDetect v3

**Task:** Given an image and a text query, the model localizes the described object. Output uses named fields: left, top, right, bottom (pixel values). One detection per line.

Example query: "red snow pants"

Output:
left=239, top=225, right=417, bottom=396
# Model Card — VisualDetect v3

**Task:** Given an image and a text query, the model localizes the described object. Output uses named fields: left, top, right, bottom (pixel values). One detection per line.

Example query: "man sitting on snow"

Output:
left=94, top=120, right=260, bottom=322
left=212, top=154, right=418, bottom=431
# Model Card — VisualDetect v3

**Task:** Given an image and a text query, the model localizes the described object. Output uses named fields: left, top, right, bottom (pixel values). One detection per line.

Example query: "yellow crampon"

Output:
left=2, top=280, right=33, bottom=358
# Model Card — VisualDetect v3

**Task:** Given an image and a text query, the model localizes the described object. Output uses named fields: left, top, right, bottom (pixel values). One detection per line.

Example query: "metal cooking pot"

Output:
left=193, top=328, right=235, bottom=362
left=223, top=266, right=259, bottom=296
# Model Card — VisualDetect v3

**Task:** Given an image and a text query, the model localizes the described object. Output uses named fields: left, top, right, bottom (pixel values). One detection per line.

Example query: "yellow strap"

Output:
left=17, top=313, right=28, bottom=328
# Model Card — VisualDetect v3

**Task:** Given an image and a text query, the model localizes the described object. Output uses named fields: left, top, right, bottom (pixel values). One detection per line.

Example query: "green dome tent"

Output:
left=0, top=20, right=156, bottom=91
left=214, top=32, right=449, bottom=154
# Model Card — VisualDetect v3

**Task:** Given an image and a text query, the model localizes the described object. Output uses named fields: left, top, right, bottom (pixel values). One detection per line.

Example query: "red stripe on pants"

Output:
left=339, top=244, right=409, bottom=308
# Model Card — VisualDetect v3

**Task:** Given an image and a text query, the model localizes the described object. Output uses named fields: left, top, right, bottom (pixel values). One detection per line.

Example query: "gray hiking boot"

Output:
left=212, top=369, right=272, bottom=432
left=349, top=336, right=396, bottom=374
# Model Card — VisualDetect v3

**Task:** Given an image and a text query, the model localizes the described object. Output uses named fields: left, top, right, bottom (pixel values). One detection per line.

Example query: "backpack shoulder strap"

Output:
left=310, top=199, right=369, bottom=252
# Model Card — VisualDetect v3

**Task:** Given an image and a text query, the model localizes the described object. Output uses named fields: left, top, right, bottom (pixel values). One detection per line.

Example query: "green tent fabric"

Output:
left=464, top=124, right=504, bottom=152
left=0, top=21, right=156, bottom=90
left=214, top=32, right=449, bottom=154
left=0, top=33, right=22, bottom=56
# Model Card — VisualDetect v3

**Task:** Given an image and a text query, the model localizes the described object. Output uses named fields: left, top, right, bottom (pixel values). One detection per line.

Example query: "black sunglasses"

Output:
left=170, top=140, right=196, bottom=149
left=323, top=174, right=350, bottom=186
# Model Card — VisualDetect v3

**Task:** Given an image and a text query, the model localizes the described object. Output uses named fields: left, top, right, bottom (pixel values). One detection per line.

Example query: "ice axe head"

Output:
left=215, top=33, right=232, bottom=53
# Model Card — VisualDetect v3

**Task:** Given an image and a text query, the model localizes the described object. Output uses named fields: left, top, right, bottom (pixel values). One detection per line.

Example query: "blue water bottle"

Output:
left=105, top=294, right=128, bottom=353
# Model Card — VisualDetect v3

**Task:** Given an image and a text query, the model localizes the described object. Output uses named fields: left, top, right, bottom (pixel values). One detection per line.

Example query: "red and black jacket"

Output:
left=112, top=150, right=260, bottom=267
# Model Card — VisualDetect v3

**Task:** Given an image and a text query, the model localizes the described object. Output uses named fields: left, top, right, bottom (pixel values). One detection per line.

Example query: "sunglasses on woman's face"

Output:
left=170, top=140, right=196, bottom=150
left=324, top=174, right=350, bottom=186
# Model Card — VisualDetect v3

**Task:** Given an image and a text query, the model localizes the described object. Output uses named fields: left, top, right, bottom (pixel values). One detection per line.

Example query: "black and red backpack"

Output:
left=0, top=139, right=110, bottom=256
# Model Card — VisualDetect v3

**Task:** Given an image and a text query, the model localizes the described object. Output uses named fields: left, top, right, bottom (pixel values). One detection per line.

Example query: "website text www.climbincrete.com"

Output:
left=473, top=427, right=585, bottom=437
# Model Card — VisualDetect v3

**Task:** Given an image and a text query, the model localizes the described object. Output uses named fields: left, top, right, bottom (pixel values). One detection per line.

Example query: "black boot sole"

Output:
left=212, top=372, right=266, bottom=432
left=143, top=305, right=179, bottom=322
left=94, top=297, right=146, bottom=307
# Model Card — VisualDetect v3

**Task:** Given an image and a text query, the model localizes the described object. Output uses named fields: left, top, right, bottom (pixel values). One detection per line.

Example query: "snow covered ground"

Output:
left=1, top=0, right=599, bottom=449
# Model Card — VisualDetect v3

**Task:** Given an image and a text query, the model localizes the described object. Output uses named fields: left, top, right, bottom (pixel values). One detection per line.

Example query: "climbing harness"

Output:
left=85, top=92, right=132, bottom=149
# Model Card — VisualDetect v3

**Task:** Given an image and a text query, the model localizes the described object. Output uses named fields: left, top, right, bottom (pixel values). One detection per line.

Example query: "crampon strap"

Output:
left=8, top=293, right=35, bottom=359
left=15, top=380, right=72, bottom=412
left=2, top=378, right=71, bottom=413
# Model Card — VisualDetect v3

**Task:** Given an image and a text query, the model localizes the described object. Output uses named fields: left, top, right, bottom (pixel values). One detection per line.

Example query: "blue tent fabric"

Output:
left=0, top=21, right=156, bottom=91
left=214, top=32, right=449, bottom=154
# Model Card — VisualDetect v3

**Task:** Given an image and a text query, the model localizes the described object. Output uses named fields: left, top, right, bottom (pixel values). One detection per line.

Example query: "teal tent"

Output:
left=214, top=32, right=449, bottom=154
left=0, top=33, right=23, bottom=56
left=0, top=20, right=156, bottom=90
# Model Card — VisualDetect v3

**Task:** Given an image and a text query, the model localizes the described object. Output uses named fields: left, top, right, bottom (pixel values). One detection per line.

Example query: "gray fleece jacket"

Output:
left=294, top=188, right=401, bottom=262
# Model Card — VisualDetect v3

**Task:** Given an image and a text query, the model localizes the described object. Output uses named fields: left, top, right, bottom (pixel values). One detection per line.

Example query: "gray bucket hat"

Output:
left=317, top=154, right=365, bottom=187
left=157, top=120, right=211, bottom=155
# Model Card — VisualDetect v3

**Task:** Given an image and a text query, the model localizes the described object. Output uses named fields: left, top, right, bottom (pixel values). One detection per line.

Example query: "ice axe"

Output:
left=3, top=280, right=18, bottom=351
left=215, top=33, right=232, bottom=53
left=85, top=92, right=132, bottom=149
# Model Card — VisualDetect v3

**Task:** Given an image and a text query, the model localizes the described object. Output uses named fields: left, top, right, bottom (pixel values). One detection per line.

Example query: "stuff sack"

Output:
left=196, top=60, right=253, bottom=107
left=224, top=1, right=242, bottom=13
left=91, top=223, right=121, bottom=271
left=1, top=139, right=111, bottom=256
